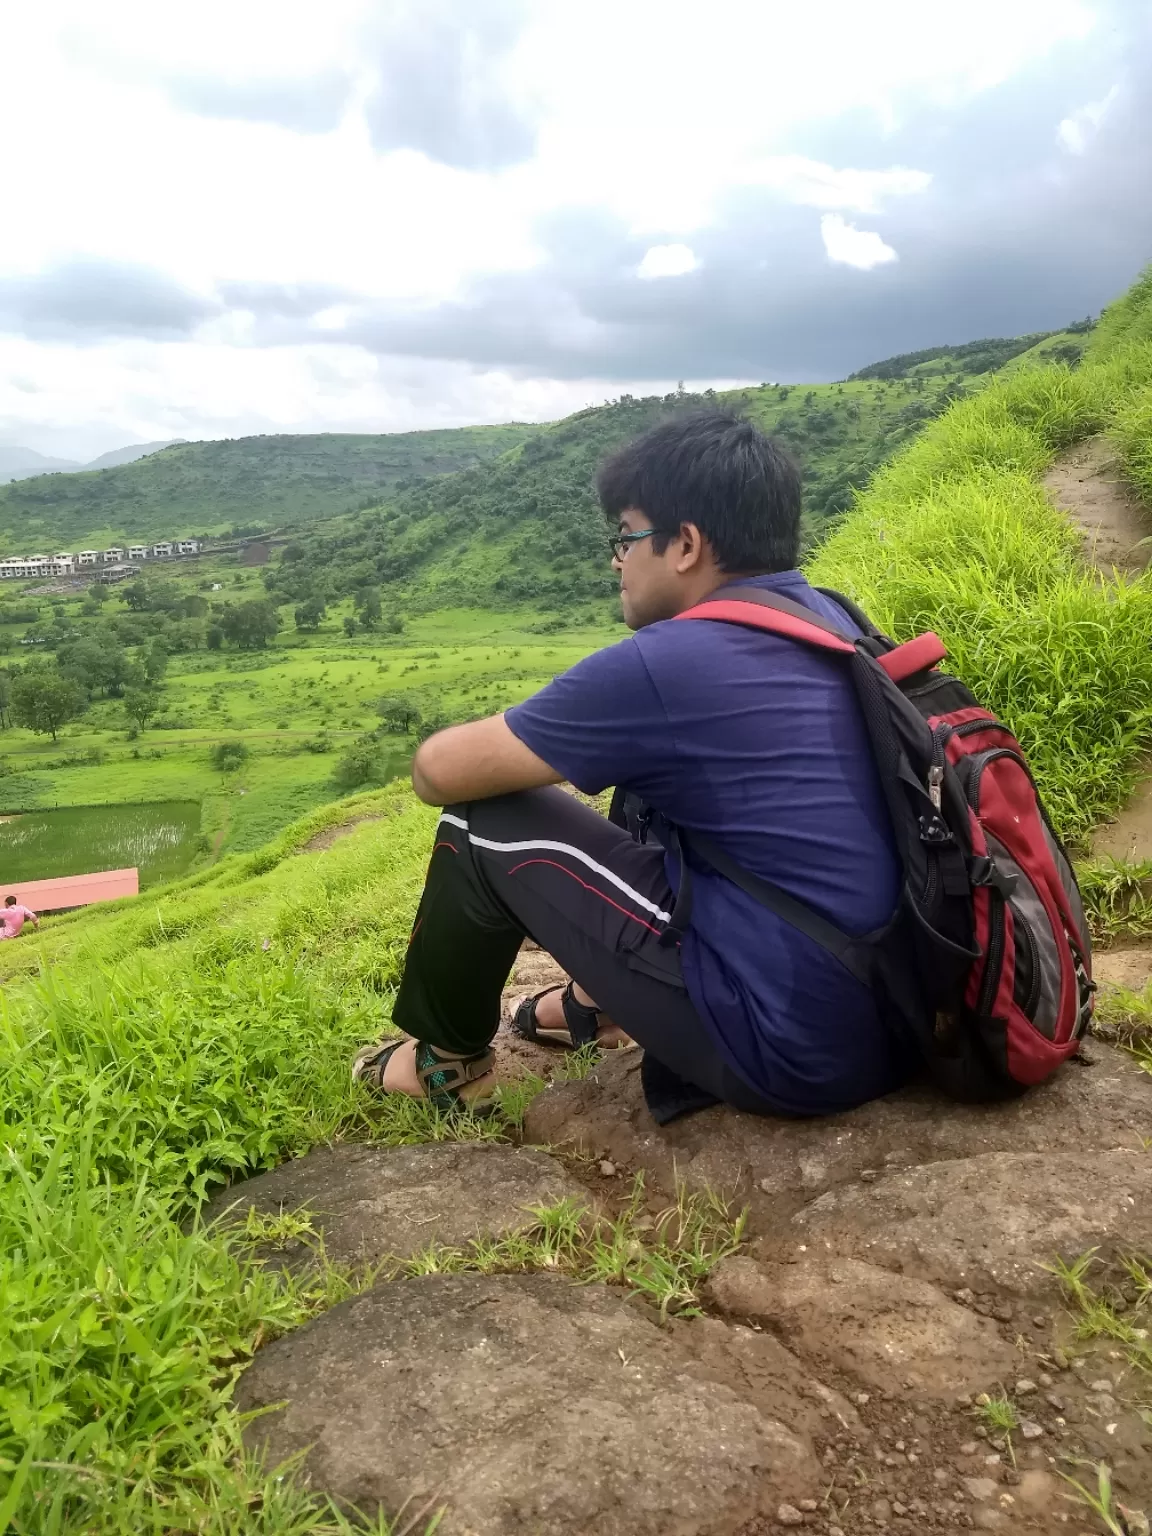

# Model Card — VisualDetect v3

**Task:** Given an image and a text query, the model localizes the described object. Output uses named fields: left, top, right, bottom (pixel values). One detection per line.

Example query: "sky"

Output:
left=0, top=0, right=1149, bottom=460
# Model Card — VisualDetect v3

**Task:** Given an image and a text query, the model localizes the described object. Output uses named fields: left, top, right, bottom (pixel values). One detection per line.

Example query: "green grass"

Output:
left=0, top=801, right=202, bottom=887
left=809, top=344, right=1152, bottom=843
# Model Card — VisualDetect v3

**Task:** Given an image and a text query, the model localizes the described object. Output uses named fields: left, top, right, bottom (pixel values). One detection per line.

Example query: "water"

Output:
left=0, top=802, right=202, bottom=890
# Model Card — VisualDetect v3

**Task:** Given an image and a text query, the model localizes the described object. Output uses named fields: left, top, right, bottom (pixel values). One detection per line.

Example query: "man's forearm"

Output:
left=411, top=715, right=562, bottom=806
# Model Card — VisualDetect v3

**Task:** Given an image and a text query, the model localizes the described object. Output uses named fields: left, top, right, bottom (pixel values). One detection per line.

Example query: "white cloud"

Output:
left=820, top=214, right=899, bottom=270
left=637, top=244, right=699, bottom=280
left=1057, top=84, right=1119, bottom=153
left=0, top=0, right=1111, bottom=453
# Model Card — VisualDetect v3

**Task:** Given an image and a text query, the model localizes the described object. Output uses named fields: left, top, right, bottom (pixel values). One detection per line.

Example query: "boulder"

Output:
left=703, top=1254, right=1016, bottom=1396
left=203, top=1142, right=586, bottom=1271
left=523, top=1045, right=1151, bottom=1222
left=778, top=1148, right=1152, bottom=1295
left=237, top=1271, right=818, bottom=1535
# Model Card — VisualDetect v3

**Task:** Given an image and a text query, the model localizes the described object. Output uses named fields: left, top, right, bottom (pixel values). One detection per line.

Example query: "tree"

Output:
left=143, top=639, right=169, bottom=685
left=0, top=670, right=11, bottom=729
left=333, top=735, right=387, bottom=789
left=294, top=594, right=326, bottom=631
left=376, top=694, right=422, bottom=734
left=123, top=688, right=159, bottom=730
left=354, top=587, right=382, bottom=629
left=10, top=670, right=84, bottom=741
left=342, top=615, right=358, bottom=638
left=206, top=624, right=224, bottom=651
left=221, top=599, right=280, bottom=650
left=87, top=583, right=110, bottom=605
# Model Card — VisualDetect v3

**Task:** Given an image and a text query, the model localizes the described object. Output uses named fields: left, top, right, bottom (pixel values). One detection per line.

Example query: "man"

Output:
left=1, top=895, right=39, bottom=939
left=354, top=409, right=906, bottom=1119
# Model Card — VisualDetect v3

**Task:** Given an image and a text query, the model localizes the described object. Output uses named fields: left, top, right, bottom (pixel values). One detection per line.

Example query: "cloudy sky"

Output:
left=1, top=0, right=1149, bottom=460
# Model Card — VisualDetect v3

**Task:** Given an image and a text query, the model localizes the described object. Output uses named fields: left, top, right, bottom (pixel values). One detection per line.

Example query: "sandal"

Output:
left=511, top=982, right=606, bottom=1049
left=352, top=1037, right=497, bottom=1113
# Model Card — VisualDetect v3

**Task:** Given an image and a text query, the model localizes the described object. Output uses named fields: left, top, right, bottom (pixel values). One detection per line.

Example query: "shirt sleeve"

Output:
left=504, top=637, right=673, bottom=795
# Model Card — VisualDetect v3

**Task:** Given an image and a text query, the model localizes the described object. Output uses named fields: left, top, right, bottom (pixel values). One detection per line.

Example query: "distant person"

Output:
left=1, top=896, right=39, bottom=940
left=353, top=410, right=905, bottom=1119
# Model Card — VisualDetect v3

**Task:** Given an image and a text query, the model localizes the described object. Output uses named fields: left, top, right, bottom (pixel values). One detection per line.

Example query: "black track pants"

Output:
left=392, top=787, right=778, bottom=1116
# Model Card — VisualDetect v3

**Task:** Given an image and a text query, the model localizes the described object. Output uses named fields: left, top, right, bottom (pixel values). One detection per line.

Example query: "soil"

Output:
left=232, top=1041, right=1152, bottom=1534
left=1043, top=434, right=1151, bottom=574
left=299, top=814, right=384, bottom=853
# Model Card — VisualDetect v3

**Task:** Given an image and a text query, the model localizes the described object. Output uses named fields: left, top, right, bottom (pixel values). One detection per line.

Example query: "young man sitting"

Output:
left=354, top=410, right=906, bottom=1120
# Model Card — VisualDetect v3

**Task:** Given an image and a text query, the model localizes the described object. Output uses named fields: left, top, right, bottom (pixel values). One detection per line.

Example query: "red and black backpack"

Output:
left=615, top=584, right=1095, bottom=1102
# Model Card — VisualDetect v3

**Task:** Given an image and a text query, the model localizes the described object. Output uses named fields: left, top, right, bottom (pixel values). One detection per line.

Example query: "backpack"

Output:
left=611, top=583, right=1095, bottom=1102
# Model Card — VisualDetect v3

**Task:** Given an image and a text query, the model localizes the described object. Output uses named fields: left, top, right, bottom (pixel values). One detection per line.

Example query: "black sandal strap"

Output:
left=559, top=983, right=601, bottom=1048
left=415, top=1042, right=496, bottom=1108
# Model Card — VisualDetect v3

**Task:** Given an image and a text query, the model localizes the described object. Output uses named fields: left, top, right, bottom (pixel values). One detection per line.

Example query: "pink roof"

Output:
left=4, top=867, right=139, bottom=913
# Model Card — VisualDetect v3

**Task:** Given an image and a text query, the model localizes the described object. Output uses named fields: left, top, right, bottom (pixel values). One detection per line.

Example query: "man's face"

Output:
left=612, top=509, right=688, bottom=630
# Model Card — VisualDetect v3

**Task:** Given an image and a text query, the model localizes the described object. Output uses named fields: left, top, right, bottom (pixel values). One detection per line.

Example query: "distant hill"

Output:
left=848, top=321, right=1094, bottom=381
left=0, top=447, right=81, bottom=485
left=82, top=439, right=187, bottom=472
left=0, top=425, right=542, bottom=552
left=262, top=326, right=1096, bottom=616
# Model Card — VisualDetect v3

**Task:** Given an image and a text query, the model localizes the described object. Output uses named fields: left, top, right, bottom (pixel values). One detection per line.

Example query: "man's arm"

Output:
left=411, top=714, right=563, bottom=806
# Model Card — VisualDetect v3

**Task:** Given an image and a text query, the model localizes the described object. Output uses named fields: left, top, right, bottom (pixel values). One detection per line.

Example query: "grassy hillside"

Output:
left=811, top=280, right=1152, bottom=842
left=0, top=425, right=541, bottom=552
left=1, top=272, right=1151, bottom=1530
left=259, top=375, right=979, bottom=614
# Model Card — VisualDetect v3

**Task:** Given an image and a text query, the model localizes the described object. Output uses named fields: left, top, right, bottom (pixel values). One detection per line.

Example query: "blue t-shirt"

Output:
left=504, top=570, right=907, bottom=1115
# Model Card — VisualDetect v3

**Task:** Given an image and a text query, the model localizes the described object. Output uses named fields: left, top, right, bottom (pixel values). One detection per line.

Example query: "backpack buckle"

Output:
left=918, top=813, right=954, bottom=846
left=968, top=856, right=1018, bottom=898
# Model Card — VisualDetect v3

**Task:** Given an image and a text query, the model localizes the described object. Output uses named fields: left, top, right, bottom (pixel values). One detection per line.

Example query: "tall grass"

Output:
left=0, top=788, right=451, bottom=1531
left=810, top=337, right=1152, bottom=843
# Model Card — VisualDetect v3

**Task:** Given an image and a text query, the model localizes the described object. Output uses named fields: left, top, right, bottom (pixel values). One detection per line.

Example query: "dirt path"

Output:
left=1042, top=437, right=1152, bottom=884
left=1043, top=432, right=1151, bottom=573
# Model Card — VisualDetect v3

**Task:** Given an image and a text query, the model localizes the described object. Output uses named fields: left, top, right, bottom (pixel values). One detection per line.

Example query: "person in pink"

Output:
left=1, top=896, right=39, bottom=938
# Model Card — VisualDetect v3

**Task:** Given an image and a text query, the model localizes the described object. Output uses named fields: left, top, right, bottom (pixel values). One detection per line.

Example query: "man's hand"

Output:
left=411, top=714, right=563, bottom=806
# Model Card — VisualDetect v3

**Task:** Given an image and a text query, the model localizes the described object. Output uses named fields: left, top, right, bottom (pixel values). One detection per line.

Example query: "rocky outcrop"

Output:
left=203, top=1142, right=585, bottom=1270
left=237, top=1272, right=819, bottom=1536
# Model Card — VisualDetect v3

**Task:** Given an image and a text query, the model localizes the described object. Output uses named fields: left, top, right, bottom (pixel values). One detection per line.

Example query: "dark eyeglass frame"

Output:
left=608, top=528, right=658, bottom=561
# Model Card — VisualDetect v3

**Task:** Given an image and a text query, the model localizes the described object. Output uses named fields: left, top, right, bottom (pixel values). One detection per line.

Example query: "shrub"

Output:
left=209, top=739, right=250, bottom=773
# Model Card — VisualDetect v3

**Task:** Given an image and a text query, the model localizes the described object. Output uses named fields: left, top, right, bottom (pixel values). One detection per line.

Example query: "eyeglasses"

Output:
left=607, top=528, right=657, bottom=561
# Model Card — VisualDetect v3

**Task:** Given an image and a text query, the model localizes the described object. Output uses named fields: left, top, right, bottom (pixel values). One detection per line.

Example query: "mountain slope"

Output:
left=0, top=446, right=81, bottom=484
left=0, top=424, right=542, bottom=552
left=83, top=439, right=187, bottom=471
left=266, top=332, right=1080, bottom=615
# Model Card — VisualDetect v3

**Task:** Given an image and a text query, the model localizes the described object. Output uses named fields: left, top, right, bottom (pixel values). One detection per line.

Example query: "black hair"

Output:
left=4, top=896, right=15, bottom=905
left=596, top=409, right=801, bottom=573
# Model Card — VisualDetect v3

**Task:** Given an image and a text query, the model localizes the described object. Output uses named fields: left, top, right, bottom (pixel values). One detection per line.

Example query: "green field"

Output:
left=0, top=273, right=1148, bottom=1531
left=0, top=801, right=202, bottom=887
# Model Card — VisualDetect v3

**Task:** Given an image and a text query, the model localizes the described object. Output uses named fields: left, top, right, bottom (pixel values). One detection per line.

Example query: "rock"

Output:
left=963, top=1477, right=1000, bottom=1503
left=703, top=1254, right=1016, bottom=1396
left=599, top=1160, right=617, bottom=1177
left=203, top=1142, right=584, bottom=1271
left=522, top=1044, right=1151, bottom=1221
left=776, top=1506, right=804, bottom=1527
left=779, top=1150, right=1152, bottom=1295
left=1020, top=1420, right=1044, bottom=1440
left=1089, top=1378, right=1114, bottom=1392
left=1015, top=1378, right=1037, bottom=1394
left=237, top=1272, right=817, bottom=1534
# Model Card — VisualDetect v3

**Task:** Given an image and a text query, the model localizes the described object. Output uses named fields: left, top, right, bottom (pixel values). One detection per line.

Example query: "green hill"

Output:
left=0, top=425, right=541, bottom=553
left=0, top=273, right=1150, bottom=1532
left=262, top=328, right=1092, bottom=615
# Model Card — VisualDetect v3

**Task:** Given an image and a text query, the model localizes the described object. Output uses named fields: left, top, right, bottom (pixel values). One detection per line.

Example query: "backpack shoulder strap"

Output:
left=676, top=585, right=856, bottom=655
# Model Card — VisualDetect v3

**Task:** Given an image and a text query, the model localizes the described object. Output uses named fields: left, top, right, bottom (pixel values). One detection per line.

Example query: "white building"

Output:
left=176, top=539, right=201, bottom=555
left=152, top=541, right=173, bottom=558
left=78, top=550, right=99, bottom=565
left=128, top=545, right=148, bottom=560
left=103, top=547, right=123, bottom=562
left=0, top=538, right=205, bottom=578
left=53, top=553, right=76, bottom=574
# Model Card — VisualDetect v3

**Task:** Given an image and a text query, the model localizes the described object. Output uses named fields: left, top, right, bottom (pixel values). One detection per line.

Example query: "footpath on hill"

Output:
left=1045, top=434, right=1152, bottom=1003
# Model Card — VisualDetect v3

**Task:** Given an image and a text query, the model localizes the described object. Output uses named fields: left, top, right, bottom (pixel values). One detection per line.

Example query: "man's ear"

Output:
left=674, top=522, right=706, bottom=572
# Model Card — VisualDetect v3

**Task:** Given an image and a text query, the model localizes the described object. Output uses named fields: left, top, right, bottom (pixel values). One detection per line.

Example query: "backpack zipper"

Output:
left=1011, top=903, right=1043, bottom=1019
left=951, top=718, right=1014, bottom=740
left=963, top=747, right=1030, bottom=813
left=977, top=893, right=1006, bottom=1015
